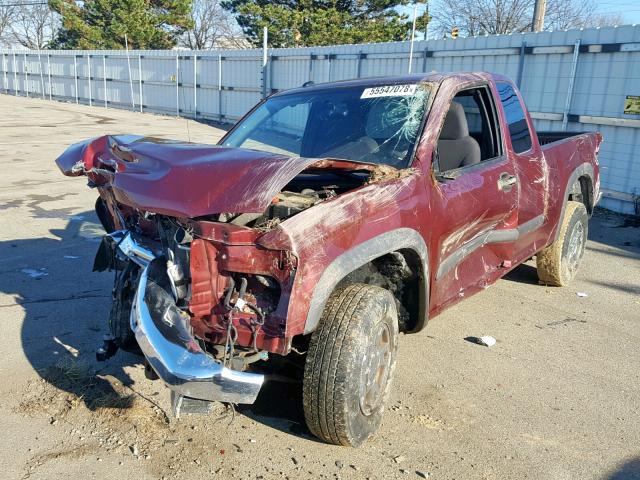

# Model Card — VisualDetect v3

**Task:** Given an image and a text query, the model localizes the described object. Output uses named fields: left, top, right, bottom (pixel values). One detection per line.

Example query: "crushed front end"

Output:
left=56, top=134, right=387, bottom=406
left=95, top=209, right=300, bottom=405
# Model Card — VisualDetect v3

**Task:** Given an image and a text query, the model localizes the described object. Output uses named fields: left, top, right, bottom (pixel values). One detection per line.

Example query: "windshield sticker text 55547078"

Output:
left=361, top=84, right=418, bottom=99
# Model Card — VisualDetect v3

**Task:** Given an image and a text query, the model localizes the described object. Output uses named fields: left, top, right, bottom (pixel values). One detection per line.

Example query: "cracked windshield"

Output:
left=222, top=83, right=432, bottom=167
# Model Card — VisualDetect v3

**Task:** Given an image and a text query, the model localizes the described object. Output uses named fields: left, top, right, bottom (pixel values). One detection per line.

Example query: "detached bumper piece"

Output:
left=112, top=230, right=264, bottom=405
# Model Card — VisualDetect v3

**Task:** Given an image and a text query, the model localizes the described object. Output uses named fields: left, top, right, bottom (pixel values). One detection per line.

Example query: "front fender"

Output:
left=303, top=228, right=429, bottom=334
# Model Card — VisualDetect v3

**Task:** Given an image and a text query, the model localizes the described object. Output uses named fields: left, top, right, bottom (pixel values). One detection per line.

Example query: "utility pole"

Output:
left=424, top=1, right=429, bottom=40
left=532, top=0, right=547, bottom=32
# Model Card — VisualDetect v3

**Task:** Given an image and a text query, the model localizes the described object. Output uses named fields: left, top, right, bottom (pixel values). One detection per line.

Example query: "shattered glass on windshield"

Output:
left=222, top=83, right=433, bottom=168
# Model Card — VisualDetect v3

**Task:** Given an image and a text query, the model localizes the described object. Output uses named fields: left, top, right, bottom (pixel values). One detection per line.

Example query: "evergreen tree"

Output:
left=49, top=0, right=193, bottom=49
left=222, top=0, right=416, bottom=47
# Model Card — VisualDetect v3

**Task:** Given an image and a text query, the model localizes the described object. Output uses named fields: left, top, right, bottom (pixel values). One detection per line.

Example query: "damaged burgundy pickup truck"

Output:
left=56, top=72, right=601, bottom=446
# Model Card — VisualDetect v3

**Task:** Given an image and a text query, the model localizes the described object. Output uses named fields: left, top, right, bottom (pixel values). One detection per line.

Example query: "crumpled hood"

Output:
left=55, top=135, right=333, bottom=218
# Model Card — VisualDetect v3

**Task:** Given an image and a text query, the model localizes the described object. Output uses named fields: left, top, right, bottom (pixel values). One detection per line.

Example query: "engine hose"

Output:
left=223, top=276, right=236, bottom=310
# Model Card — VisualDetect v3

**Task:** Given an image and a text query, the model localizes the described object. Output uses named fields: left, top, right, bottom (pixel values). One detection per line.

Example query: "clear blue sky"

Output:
left=401, top=0, right=640, bottom=36
left=596, top=0, right=640, bottom=24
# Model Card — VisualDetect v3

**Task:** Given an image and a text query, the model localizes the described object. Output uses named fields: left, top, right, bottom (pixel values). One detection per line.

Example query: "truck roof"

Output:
left=273, top=72, right=511, bottom=97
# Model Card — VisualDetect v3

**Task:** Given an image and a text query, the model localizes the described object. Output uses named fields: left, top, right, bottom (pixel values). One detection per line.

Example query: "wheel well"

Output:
left=336, top=249, right=425, bottom=333
left=568, top=175, right=594, bottom=215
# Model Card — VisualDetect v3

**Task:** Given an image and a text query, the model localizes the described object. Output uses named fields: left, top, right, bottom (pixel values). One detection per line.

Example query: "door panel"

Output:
left=431, top=157, right=518, bottom=310
left=493, top=81, right=548, bottom=260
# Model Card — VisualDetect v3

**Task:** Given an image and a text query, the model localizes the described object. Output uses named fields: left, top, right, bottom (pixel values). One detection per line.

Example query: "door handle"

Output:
left=498, top=173, right=517, bottom=191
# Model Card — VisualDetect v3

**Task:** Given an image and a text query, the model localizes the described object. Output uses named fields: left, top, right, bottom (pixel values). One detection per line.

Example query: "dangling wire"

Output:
left=222, top=312, right=238, bottom=367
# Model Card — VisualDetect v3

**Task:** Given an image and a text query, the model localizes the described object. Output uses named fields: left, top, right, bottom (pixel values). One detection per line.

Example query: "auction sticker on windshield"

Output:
left=361, top=84, right=418, bottom=99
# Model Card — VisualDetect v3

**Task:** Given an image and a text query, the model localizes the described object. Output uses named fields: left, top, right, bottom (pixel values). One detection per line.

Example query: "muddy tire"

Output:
left=536, top=201, right=588, bottom=286
left=303, top=284, right=399, bottom=447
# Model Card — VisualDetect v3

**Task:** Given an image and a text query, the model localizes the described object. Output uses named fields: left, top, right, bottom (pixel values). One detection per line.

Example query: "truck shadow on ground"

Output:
left=3, top=211, right=310, bottom=437
left=605, top=457, right=640, bottom=479
left=1, top=210, right=143, bottom=411
left=503, top=209, right=640, bottom=286
left=237, top=377, right=310, bottom=438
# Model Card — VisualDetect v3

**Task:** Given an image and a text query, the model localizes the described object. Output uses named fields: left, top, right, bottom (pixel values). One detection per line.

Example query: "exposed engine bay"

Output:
left=212, top=170, right=368, bottom=228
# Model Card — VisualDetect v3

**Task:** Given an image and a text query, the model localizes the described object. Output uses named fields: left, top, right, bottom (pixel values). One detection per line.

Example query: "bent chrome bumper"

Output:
left=112, top=231, right=264, bottom=404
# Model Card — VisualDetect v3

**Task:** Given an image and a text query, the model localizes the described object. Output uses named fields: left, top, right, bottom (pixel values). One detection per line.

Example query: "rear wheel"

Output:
left=303, top=284, right=399, bottom=447
left=536, top=201, right=588, bottom=286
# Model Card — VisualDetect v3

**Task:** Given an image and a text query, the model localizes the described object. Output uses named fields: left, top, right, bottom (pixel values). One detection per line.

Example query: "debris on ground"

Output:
left=478, top=335, right=497, bottom=347
left=465, top=335, right=497, bottom=347
left=52, top=336, right=80, bottom=357
left=576, top=292, right=589, bottom=297
left=21, top=268, right=48, bottom=279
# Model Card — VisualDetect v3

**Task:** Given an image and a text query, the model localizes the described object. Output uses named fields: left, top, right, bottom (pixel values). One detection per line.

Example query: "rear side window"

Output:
left=497, top=82, right=532, bottom=153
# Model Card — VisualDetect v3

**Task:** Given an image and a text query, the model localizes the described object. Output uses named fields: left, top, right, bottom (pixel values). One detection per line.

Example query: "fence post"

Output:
left=47, top=54, right=52, bottom=100
left=218, top=54, right=222, bottom=122
left=24, top=53, right=30, bottom=98
left=13, top=53, right=17, bottom=95
left=356, top=51, right=363, bottom=78
left=73, top=55, right=79, bottom=104
left=88, top=54, right=92, bottom=106
left=269, top=54, right=274, bottom=94
left=422, top=46, right=429, bottom=73
left=175, top=53, right=180, bottom=117
left=103, top=55, right=107, bottom=108
left=193, top=53, right=197, bottom=118
left=138, top=54, right=143, bottom=113
left=2, top=54, right=6, bottom=93
left=37, top=50, right=45, bottom=99
left=562, top=39, right=581, bottom=131
left=516, top=41, right=526, bottom=88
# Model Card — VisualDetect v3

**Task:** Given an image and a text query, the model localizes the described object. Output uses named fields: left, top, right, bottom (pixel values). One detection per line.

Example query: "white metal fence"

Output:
left=2, top=25, right=639, bottom=214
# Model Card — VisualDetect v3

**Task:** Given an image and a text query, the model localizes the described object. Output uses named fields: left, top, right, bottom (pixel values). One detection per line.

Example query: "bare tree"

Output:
left=432, top=0, right=626, bottom=38
left=433, top=0, right=531, bottom=37
left=11, top=3, right=59, bottom=49
left=181, top=0, right=247, bottom=49
left=545, top=0, right=624, bottom=30
left=0, top=4, right=16, bottom=46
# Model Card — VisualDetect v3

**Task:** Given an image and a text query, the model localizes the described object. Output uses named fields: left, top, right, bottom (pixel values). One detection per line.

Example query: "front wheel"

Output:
left=536, top=201, right=588, bottom=286
left=303, top=284, right=399, bottom=447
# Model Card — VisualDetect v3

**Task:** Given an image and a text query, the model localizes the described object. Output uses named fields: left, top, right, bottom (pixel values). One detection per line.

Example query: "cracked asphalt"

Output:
left=1, top=94, right=639, bottom=480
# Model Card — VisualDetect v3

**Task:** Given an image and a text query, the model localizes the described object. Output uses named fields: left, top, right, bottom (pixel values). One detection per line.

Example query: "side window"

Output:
left=497, top=82, right=532, bottom=154
left=436, top=86, right=502, bottom=173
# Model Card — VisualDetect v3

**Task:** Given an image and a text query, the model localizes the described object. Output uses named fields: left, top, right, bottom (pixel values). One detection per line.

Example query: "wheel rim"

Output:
left=359, top=321, right=392, bottom=416
left=566, top=220, right=585, bottom=276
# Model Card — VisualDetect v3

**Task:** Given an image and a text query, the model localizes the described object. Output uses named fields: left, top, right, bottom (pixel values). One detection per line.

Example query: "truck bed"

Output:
left=537, top=131, right=587, bottom=146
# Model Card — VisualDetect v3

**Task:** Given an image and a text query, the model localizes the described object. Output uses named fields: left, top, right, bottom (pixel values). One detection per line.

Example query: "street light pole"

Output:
left=408, top=3, right=418, bottom=74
